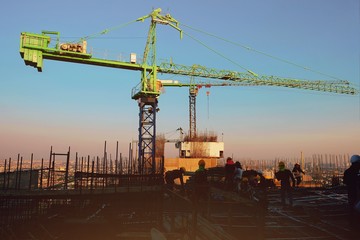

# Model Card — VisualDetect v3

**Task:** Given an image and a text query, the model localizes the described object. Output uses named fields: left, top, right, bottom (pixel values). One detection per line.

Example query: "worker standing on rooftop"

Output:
left=343, top=154, right=360, bottom=229
left=292, top=163, right=305, bottom=187
left=224, top=157, right=235, bottom=190
left=275, top=161, right=295, bottom=206
left=193, top=160, right=209, bottom=202
left=234, top=161, right=243, bottom=193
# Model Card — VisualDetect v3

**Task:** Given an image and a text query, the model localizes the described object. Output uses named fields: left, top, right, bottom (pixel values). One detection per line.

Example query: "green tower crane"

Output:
left=19, top=8, right=358, bottom=174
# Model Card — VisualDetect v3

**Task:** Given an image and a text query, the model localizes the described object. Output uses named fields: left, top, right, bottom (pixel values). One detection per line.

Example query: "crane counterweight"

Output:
left=60, top=40, right=87, bottom=54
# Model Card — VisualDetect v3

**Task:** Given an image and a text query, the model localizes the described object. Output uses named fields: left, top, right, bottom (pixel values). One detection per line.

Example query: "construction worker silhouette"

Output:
left=275, top=161, right=295, bottom=206
left=165, top=167, right=186, bottom=191
left=224, top=157, right=235, bottom=190
left=343, top=155, right=360, bottom=229
left=292, top=163, right=305, bottom=187
left=193, top=160, right=209, bottom=201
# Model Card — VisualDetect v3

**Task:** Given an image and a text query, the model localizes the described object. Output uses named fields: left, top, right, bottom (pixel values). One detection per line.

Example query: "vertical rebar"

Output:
left=51, top=154, right=56, bottom=188
left=40, top=158, right=44, bottom=189
left=129, top=142, right=132, bottom=174
left=96, top=156, right=100, bottom=188
left=47, top=146, right=53, bottom=188
left=18, top=156, right=23, bottom=190
left=74, top=152, right=78, bottom=189
left=103, top=141, right=107, bottom=188
left=7, top=157, right=11, bottom=189
left=3, top=159, right=7, bottom=190
left=64, top=147, right=70, bottom=190
left=90, top=160, right=94, bottom=192
left=115, top=141, right=119, bottom=175
left=110, top=157, right=113, bottom=174
left=80, top=157, right=84, bottom=190
left=102, top=157, right=105, bottom=191
left=15, top=154, right=20, bottom=190
left=29, top=153, right=33, bottom=190
left=87, top=155, right=90, bottom=189
left=120, top=153, right=123, bottom=175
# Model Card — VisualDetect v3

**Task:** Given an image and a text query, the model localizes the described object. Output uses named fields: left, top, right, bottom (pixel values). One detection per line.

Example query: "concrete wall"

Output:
left=179, top=142, right=224, bottom=158
left=164, top=157, right=219, bottom=172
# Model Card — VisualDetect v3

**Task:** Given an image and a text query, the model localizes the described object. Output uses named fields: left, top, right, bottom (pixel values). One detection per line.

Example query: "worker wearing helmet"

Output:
left=195, top=160, right=207, bottom=184
left=193, top=159, right=209, bottom=202
left=275, top=161, right=295, bottom=206
left=292, top=163, right=305, bottom=187
left=224, top=157, right=235, bottom=191
left=234, top=161, right=243, bottom=192
left=343, top=154, right=360, bottom=228
left=165, top=167, right=186, bottom=192
left=198, top=159, right=205, bottom=167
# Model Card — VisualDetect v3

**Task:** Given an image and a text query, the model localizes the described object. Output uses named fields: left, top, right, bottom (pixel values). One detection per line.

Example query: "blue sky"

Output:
left=0, top=0, right=359, bottom=161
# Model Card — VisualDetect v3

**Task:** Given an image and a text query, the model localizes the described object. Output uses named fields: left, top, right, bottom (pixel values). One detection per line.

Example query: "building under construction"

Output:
left=8, top=7, right=360, bottom=240
left=1, top=144, right=359, bottom=240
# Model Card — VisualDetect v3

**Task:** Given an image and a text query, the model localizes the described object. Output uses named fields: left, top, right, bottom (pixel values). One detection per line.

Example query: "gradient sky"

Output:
left=0, top=0, right=359, bottom=162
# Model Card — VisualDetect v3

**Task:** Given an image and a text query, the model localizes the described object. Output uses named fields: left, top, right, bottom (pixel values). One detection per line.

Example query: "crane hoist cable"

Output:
left=73, top=19, right=139, bottom=43
left=206, top=90, right=210, bottom=120
left=181, top=23, right=345, bottom=82
left=182, top=31, right=258, bottom=77
left=49, top=20, right=141, bottom=53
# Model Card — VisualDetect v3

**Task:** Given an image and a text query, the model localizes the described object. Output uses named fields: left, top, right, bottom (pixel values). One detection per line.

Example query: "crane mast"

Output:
left=189, top=77, right=197, bottom=139
left=189, top=88, right=197, bottom=140
left=160, top=80, right=259, bottom=142
left=19, top=9, right=358, bottom=173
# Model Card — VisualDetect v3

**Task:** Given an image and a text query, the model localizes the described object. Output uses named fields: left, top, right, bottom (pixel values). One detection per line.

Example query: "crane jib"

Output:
left=19, top=32, right=358, bottom=96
